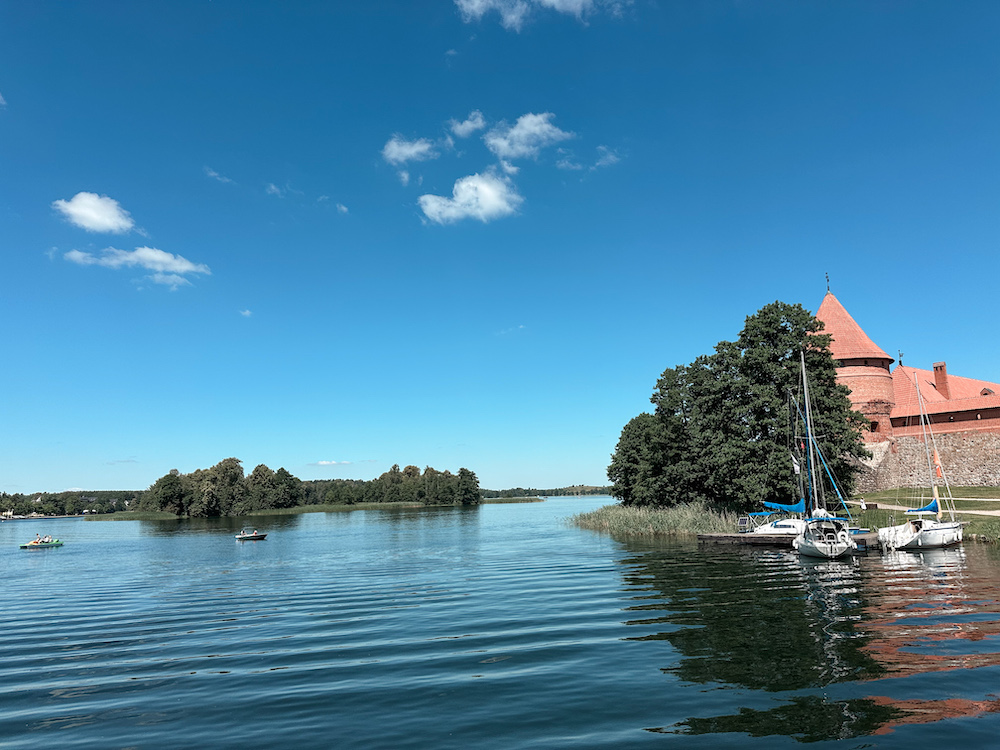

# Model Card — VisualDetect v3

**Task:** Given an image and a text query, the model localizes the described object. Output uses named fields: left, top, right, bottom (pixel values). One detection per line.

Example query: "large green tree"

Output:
left=610, top=301, right=868, bottom=511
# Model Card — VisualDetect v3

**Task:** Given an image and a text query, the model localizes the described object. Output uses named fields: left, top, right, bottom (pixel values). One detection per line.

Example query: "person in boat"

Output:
left=42, top=535, right=52, bottom=543
left=33, top=533, right=41, bottom=545
left=252, top=529, right=258, bottom=536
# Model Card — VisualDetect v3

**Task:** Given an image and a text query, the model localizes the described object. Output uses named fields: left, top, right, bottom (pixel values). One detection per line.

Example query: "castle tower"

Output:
left=816, top=292, right=895, bottom=442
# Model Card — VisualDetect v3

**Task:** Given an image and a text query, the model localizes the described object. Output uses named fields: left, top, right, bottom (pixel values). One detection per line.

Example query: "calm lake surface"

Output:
left=4, top=497, right=1000, bottom=749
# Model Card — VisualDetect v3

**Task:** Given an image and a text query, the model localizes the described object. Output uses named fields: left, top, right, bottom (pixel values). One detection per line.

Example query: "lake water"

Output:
left=3, top=497, right=1000, bottom=748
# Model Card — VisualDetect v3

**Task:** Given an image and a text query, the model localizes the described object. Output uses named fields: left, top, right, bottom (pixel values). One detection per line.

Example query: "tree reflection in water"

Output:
left=618, top=541, right=1000, bottom=741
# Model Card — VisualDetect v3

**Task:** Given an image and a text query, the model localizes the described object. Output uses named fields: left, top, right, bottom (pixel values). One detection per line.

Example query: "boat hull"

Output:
left=752, top=519, right=806, bottom=537
left=20, top=541, right=63, bottom=549
left=793, top=519, right=856, bottom=559
left=878, top=520, right=963, bottom=551
left=236, top=534, right=267, bottom=541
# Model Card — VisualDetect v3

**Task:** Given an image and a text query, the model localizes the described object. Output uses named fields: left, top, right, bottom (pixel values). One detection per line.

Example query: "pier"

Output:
left=697, top=531, right=880, bottom=552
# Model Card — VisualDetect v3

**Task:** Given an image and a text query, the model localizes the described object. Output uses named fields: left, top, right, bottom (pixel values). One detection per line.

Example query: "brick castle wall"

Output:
left=853, top=430, right=1000, bottom=492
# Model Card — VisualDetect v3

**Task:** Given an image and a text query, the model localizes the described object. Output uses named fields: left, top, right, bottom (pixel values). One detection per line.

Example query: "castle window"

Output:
left=870, top=421, right=879, bottom=433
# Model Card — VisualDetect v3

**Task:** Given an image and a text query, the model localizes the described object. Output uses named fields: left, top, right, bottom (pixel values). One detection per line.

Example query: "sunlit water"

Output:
left=3, top=498, right=1000, bottom=748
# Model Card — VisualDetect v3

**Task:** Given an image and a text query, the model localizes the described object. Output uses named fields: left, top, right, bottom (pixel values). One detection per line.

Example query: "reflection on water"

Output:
left=621, top=540, right=1000, bottom=742
left=5, top=502, right=1000, bottom=747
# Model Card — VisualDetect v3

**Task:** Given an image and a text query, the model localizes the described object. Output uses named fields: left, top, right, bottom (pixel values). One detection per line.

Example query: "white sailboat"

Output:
left=792, top=352, right=857, bottom=559
left=877, top=371, right=963, bottom=551
left=745, top=498, right=807, bottom=536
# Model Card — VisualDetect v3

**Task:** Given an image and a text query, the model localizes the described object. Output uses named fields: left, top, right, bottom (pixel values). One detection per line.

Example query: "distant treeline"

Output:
left=139, top=459, right=480, bottom=517
left=2, top=466, right=606, bottom=518
left=1, top=490, right=138, bottom=517
left=480, top=485, right=612, bottom=499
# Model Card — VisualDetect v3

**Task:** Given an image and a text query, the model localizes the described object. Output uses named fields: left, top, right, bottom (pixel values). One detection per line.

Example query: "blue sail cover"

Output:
left=763, top=499, right=806, bottom=514
left=906, top=498, right=939, bottom=515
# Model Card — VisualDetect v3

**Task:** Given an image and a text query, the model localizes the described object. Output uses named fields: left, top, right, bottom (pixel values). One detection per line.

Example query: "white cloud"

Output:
left=240, top=309, right=253, bottom=317
left=456, top=0, right=531, bottom=30
left=382, top=135, right=439, bottom=166
left=556, top=149, right=583, bottom=170
left=205, top=166, right=233, bottom=183
left=484, top=112, right=573, bottom=160
left=398, top=170, right=411, bottom=186
left=150, top=273, right=192, bottom=290
left=0, top=92, right=6, bottom=107
left=266, top=183, right=283, bottom=196
left=313, top=460, right=352, bottom=466
left=418, top=170, right=523, bottom=224
left=336, top=203, right=349, bottom=214
left=451, top=110, right=487, bottom=138
left=456, top=0, right=627, bottom=30
left=52, top=192, right=135, bottom=234
left=65, top=246, right=210, bottom=289
left=593, top=145, right=621, bottom=168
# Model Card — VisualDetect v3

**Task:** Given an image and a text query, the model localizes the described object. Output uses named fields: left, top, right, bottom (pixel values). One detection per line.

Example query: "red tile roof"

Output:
left=891, top=365, right=1000, bottom=419
left=816, top=292, right=893, bottom=362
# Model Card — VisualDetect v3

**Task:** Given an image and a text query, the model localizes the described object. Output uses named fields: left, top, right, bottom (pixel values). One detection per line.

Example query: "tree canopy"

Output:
left=139, top=460, right=481, bottom=517
left=608, top=301, right=869, bottom=512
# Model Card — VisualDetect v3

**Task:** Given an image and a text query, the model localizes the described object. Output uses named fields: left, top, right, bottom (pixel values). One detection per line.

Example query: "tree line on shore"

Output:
left=140, top=460, right=481, bottom=516
left=3, top=463, right=613, bottom=519
left=607, top=301, right=869, bottom=513
left=480, top=485, right=612, bottom=498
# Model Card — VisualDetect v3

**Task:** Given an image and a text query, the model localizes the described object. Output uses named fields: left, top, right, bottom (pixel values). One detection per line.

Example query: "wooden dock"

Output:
left=697, top=531, right=880, bottom=552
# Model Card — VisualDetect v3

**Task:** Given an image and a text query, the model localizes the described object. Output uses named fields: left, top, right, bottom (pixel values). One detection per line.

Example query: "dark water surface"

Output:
left=3, top=498, right=1000, bottom=748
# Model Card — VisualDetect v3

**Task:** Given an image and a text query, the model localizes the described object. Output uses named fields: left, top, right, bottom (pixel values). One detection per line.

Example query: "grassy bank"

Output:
left=572, top=498, right=1000, bottom=542
left=570, top=501, right=739, bottom=537
left=85, top=511, right=180, bottom=521
left=863, top=486, right=1000, bottom=502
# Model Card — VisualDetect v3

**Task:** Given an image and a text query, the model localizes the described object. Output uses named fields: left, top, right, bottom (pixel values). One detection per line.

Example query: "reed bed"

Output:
left=570, top=501, right=740, bottom=537
left=86, top=511, right=179, bottom=521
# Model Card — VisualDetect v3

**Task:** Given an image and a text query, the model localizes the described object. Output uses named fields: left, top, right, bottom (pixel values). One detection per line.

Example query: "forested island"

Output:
left=0, top=461, right=481, bottom=518
left=1, top=462, right=607, bottom=519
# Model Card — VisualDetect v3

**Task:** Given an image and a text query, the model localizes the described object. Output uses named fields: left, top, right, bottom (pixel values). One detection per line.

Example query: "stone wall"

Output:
left=853, top=430, right=1000, bottom=492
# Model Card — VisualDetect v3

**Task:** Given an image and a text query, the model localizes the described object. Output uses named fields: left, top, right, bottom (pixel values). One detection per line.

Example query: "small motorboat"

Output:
left=21, top=539, right=63, bottom=549
left=236, top=531, right=267, bottom=541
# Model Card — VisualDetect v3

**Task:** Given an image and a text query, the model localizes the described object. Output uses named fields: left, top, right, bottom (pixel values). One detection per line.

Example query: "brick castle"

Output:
left=816, top=291, right=1000, bottom=490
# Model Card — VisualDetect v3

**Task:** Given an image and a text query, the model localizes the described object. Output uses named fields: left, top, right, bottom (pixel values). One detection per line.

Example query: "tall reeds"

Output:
left=570, top=501, right=739, bottom=537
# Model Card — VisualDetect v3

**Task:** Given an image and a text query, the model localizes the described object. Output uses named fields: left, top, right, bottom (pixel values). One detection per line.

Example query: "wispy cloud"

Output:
left=484, top=112, right=573, bottom=160
left=593, top=145, right=621, bottom=169
left=497, top=324, right=526, bottom=335
left=382, top=135, right=439, bottom=166
left=65, top=246, right=211, bottom=290
left=204, top=166, right=234, bottom=184
left=450, top=110, right=487, bottom=138
left=265, top=183, right=283, bottom=196
left=52, top=192, right=135, bottom=234
left=0, top=91, right=6, bottom=107
left=240, top=309, right=252, bottom=317
left=418, top=169, right=523, bottom=224
left=456, top=0, right=629, bottom=31
left=336, top=203, right=349, bottom=214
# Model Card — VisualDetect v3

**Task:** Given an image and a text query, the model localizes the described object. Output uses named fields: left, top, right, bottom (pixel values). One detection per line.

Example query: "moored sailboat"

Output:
left=792, top=352, right=857, bottom=559
left=877, top=371, right=963, bottom=551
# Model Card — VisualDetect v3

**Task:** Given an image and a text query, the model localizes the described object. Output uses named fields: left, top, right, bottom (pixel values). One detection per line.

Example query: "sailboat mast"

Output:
left=913, top=370, right=954, bottom=521
left=800, top=351, right=823, bottom=513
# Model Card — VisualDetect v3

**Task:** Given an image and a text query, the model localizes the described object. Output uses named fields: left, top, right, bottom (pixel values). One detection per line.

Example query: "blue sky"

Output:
left=2, top=1, right=998, bottom=493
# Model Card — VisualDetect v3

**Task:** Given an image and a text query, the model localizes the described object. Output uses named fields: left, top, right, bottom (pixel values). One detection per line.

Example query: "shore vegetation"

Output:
left=607, top=301, right=868, bottom=514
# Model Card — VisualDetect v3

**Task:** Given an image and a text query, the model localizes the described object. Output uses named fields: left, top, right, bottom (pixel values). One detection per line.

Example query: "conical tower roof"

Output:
left=816, top=292, right=893, bottom=362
